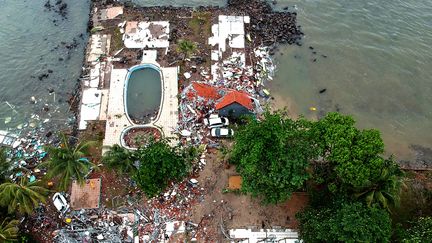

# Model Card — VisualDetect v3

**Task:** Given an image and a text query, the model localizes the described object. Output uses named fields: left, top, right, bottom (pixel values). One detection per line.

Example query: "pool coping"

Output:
left=121, top=63, right=166, bottom=150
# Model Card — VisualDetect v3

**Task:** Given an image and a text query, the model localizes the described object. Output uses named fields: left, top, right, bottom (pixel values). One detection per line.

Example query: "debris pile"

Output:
left=212, top=52, right=255, bottom=93
left=253, top=46, right=276, bottom=98
left=4, top=130, right=53, bottom=183
left=227, top=0, right=304, bottom=46
left=139, top=179, right=204, bottom=241
left=53, top=209, right=138, bottom=243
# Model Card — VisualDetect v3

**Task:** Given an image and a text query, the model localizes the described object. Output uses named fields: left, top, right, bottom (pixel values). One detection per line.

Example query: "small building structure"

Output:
left=70, top=178, right=101, bottom=209
left=228, top=175, right=242, bottom=190
left=215, top=90, right=253, bottom=118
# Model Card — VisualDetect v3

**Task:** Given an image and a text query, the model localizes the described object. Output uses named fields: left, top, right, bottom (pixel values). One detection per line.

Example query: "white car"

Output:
left=204, top=115, right=229, bottom=128
left=53, top=193, right=70, bottom=215
left=211, top=128, right=234, bottom=138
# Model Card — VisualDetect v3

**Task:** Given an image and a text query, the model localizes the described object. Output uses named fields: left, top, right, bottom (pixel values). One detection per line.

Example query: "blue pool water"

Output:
left=125, top=65, right=162, bottom=124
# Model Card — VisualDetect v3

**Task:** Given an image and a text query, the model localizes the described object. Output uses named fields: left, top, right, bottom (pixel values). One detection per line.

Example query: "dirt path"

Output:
left=190, top=149, right=308, bottom=241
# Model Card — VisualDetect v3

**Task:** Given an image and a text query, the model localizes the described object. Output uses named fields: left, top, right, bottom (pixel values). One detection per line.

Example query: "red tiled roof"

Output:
left=192, top=82, right=222, bottom=100
left=215, top=90, right=253, bottom=110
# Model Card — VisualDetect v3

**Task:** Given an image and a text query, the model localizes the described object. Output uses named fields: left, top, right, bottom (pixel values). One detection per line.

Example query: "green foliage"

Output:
left=102, top=144, right=137, bottom=175
left=297, top=201, right=392, bottom=243
left=177, top=39, right=197, bottom=58
left=0, top=218, right=19, bottom=242
left=230, top=110, right=318, bottom=204
left=0, top=177, right=49, bottom=215
left=0, top=148, right=12, bottom=183
left=312, top=112, right=386, bottom=190
left=40, top=133, right=97, bottom=191
left=354, top=157, right=403, bottom=211
left=133, top=139, right=190, bottom=198
left=401, top=217, right=432, bottom=243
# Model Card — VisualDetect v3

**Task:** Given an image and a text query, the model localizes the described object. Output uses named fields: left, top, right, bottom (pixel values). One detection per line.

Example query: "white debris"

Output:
left=184, top=72, right=191, bottom=79
left=123, top=21, right=170, bottom=49
left=208, top=15, right=247, bottom=52
left=180, top=130, right=192, bottom=137
left=79, top=88, right=102, bottom=130
left=229, top=228, right=299, bottom=242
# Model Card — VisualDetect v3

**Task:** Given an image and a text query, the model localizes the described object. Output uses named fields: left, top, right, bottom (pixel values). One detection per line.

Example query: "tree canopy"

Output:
left=0, top=177, right=49, bottom=215
left=353, top=157, right=403, bottom=211
left=230, top=110, right=318, bottom=204
left=0, top=218, right=19, bottom=242
left=133, top=139, right=190, bottom=198
left=177, top=39, right=197, bottom=59
left=312, top=112, right=387, bottom=190
left=400, top=217, right=432, bottom=243
left=309, top=112, right=403, bottom=209
left=102, top=144, right=137, bottom=175
left=297, top=201, right=392, bottom=243
left=40, top=133, right=97, bottom=191
left=0, top=148, right=11, bottom=184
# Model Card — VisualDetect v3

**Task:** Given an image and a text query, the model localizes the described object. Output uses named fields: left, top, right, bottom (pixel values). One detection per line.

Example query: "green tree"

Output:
left=0, top=177, right=49, bottom=215
left=297, top=201, right=392, bottom=243
left=40, top=133, right=96, bottom=191
left=400, top=217, right=432, bottom=243
left=230, top=110, right=318, bottom=204
left=177, top=39, right=196, bottom=59
left=0, top=218, right=19, bottom=242
left=133, top=139, right=190, bottom=197
left=354, top=157, right=403, bottom=211
left=102, top=144, right=137, bottom=175
left=312, top=112, right=387, bottom=191
left=0, top=148, right=12, bottom=183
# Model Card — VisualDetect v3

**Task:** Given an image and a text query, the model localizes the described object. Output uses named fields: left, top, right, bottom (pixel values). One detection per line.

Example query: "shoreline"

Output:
left=76, top=0, right=304, bottom=150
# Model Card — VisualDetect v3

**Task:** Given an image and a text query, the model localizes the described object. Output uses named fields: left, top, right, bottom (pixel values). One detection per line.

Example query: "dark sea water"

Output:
left=268, top=0, right=432, bottom=162
left=0, top=0, right=90, bottom=132
left=1, top=0, right=431, bottom=163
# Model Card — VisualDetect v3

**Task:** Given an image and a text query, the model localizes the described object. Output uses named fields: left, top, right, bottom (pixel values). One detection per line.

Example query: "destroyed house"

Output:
left=215, top=90, right=253, bottom=118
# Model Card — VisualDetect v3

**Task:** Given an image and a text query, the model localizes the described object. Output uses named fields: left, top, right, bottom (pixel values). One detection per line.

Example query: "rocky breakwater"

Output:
left=228, top=0, right=303, bottom=47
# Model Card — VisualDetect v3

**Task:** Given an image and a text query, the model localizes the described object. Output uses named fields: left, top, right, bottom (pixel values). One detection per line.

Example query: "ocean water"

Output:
left=0, top=0, right=90, bottom=132
left=268, top=0, right=432, bottom=161
left=1, top=0, right=431, bottom=162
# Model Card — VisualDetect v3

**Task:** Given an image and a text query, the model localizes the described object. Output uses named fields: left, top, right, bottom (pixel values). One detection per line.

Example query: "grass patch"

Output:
left=110, top=27, right=124, bottom=54
left=189, top=11, right=212, bottom=37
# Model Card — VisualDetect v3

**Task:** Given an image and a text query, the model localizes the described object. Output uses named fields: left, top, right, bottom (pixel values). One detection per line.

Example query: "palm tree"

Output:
left=102, top=144, right=137, bottom=175
left=0, top=177, right=49, bottom=215
left=177, top=39, right=197, bottom=59
left=354, top=158, right=403, bottom=211
left=0, top=218, right=19, bottom=242
left=39, top=133, right=97, bottom=191
left=0, top=148, right=11, bottom=183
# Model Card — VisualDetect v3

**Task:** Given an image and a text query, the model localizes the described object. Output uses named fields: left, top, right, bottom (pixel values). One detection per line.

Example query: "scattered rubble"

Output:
left=14, top=0, right=307, bottom=241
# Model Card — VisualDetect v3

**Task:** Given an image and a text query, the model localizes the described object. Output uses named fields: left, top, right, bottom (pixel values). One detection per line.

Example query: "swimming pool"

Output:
left=124, top=64, right=162, bottom=124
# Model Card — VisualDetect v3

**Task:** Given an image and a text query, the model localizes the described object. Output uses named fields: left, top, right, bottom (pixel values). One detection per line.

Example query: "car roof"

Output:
left=209, top=117, right=223, bottom=123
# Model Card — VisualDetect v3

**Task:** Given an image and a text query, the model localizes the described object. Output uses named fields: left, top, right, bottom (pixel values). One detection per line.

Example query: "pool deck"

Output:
left=154, top=66, right=179, bottom=140
left=102, top=62, right=178, bottom=152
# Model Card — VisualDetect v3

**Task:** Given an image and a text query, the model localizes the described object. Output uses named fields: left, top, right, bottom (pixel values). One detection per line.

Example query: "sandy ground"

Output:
left=190, top=148, right=308, bottom=241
